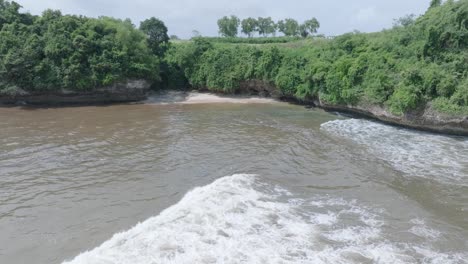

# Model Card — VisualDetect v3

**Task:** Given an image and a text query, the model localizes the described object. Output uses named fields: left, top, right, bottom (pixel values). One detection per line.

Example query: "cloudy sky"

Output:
left=15, top=0, right=430, bottom=38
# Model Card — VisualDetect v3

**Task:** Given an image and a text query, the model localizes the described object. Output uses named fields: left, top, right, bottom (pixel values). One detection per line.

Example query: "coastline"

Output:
left=316, top=101, right=468, bottom=137
left=0, top=80, right=150, bottom=106
left=1, top=88, right=467, bottom=136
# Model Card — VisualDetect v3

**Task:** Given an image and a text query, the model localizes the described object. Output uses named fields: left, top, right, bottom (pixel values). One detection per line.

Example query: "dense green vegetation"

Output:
left=0, top=0, right=466, bottom=117
left=0, top=0, right=164, bottom=94
left=166, top=0, right=468, bottom=115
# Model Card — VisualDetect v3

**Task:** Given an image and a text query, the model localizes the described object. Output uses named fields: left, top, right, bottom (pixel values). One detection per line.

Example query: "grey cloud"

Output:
left=16, top=0, right=430, bottom=38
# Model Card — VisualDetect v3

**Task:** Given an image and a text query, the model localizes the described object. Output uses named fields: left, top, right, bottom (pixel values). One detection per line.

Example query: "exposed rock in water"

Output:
left=0, top=79, right=151, bottom=106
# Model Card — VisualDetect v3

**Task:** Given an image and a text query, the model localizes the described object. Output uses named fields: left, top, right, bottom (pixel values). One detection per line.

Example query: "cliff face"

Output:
left=1, top=77, right=466, bottom=136
left=232, top=79, right=468, bottom=136
left=237, top=80, right=282, bottom=98
left=0, top=79, right=151, bottom=105
left=317, top=101, right=468, bottom=136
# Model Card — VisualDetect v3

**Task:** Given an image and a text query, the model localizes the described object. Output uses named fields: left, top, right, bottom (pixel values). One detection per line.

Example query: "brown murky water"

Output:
left=0, top=96, right=467, bottom=263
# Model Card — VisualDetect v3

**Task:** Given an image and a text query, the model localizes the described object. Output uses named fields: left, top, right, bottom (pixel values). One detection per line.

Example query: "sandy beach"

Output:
left=146, top=91, right=278, bottom=105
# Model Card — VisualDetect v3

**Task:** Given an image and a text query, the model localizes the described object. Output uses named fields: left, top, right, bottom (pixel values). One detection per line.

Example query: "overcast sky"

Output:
left=15, top=0, right=430, bottom=38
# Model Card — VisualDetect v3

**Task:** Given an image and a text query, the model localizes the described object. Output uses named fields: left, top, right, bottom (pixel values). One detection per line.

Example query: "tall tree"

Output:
left=0, top=0, right=20, bottom=24
left=299, top=18, right=320, bottom=38
left=217, top=15, right=240, bottom=37
left=0, top=0, right=33, bottom=27
left=257, top=17, right=276, bottom=37
left=393, top=14, right=416, bottom=28
left=430, top=0, right=442, bottom=8
left=277, top=18, right=299, bottom=36
left=241, top=17, right=258, bottom=37
left=192, top=30, right=201, bottom=38
left=139, top=17, right=169, bottom=57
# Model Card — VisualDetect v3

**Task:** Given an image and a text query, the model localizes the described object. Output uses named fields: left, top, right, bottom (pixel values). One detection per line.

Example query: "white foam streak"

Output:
left=409, top=219, right=441, bottom=239
left=321, top=119, right=468, bottom=184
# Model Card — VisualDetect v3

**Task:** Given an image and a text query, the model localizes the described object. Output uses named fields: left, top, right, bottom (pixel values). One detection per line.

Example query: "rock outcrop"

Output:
left=235, top=80, right=468, bottom=136
left=0, top=79, right=151, bottom=105
left=317, top=100, right=468, bottom=136
left=238, top=80, right=282, bottom=98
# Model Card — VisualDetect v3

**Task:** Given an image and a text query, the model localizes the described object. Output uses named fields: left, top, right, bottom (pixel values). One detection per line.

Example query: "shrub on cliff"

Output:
left=166, top=0, right=467, bottom=115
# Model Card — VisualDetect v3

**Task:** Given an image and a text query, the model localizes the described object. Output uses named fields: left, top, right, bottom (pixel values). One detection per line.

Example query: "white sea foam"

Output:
left=321, top=119, right=468, bottom=184
left=64, top=174, right=467, bottom=264
left=64, top=174, right=317, bottom=264
left=409, top=219, right=441, bottom=239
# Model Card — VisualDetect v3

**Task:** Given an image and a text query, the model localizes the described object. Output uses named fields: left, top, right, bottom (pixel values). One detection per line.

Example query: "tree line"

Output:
left=217, top=16, right=320, bottom=38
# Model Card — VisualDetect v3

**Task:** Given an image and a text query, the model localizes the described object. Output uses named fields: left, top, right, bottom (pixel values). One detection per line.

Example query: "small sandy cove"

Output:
left=146, top=91, right=278, bottom=105
left=182, top=92, right=277, bottom=104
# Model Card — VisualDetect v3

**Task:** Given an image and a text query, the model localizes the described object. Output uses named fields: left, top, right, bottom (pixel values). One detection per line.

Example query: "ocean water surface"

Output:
left=0, top=96, right=466, bottom=263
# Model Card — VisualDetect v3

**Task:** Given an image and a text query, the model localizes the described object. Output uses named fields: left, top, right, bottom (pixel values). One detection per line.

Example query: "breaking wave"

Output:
left=64, top=174, right=466, bottom=264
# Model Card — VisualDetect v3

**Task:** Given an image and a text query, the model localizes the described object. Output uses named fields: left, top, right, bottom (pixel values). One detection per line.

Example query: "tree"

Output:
left=278, top=18, right=299, bottom=36
left=217, top=15, right=240, bottom=37
left=430, top=0, right=442, bottom=8
left=299, top=18, right=320, bottom=38
left=170, top=35, right=180, bottom=40
left=393, top=14, right=416, bottom=28
left=257, top=17, right=276, bottom=37
left=0, top=0, right=25, bottom=27
left=192, top=30, right=201, bottom=38
left=241, top=17, right=257, bottom=37
left=139, top=17, right=169, bottom=57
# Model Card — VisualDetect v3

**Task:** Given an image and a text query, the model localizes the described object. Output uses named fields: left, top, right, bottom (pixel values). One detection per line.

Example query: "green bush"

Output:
left=274, top=54, right=306, bottom=96
left=432, top=97, right=468, bottom=116
left=0, top=4, right=160, bottom=92
left=388, top=84, right=421, bottom=115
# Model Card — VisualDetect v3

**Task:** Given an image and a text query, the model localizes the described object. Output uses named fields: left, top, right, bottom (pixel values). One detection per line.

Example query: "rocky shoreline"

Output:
left=235, top=80, right=468, bottom=136
left=316, top=101, right=468, bottom=136
left=0, top=80, right=150, bottom=106
left=1, top=80, right=466, bottom=136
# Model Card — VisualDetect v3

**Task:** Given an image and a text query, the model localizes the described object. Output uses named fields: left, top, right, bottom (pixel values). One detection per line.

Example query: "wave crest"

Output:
left=64, top=174, right=466, bottom=264
left=64, top=174, right=316, bottom=263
